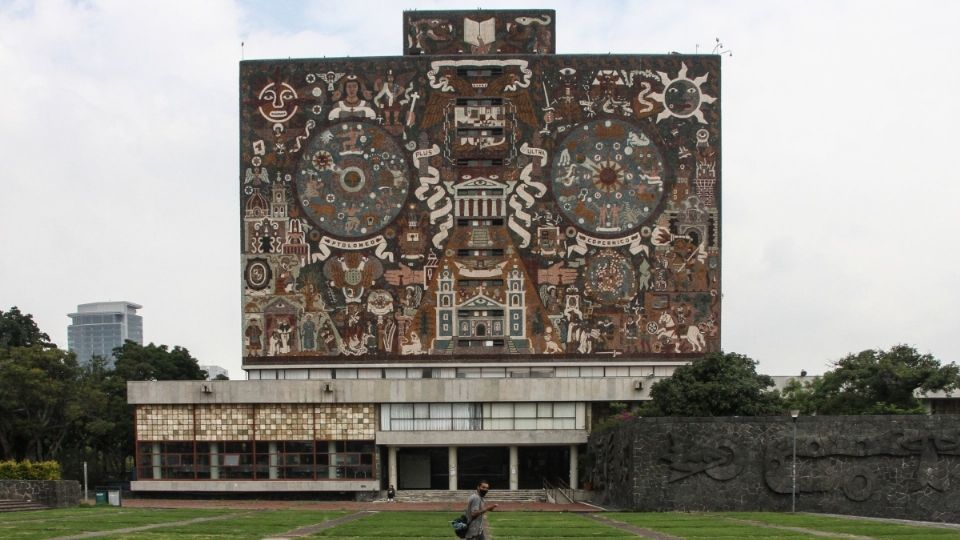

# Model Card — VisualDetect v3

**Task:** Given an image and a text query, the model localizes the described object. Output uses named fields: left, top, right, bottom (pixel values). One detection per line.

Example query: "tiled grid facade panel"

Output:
left=136, top=404, right=375, bottom=441
left=196, top=404, right=254, bottom=441
left=137, top=405, right=194, bottom=441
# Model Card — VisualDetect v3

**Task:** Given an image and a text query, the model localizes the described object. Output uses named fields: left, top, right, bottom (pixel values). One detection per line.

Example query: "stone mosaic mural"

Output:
left=240, top=10, right=721, bottom=363
left=404, top=9, right=555, bottom=55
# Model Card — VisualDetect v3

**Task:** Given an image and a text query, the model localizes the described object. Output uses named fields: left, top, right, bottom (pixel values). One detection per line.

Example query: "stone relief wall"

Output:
left=587, top=416, right=960, bottom=523
left=0, top=480, right=80, bottom=508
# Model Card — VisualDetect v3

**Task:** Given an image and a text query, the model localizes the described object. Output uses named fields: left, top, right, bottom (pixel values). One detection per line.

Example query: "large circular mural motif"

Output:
left=297, top=123, right=409, bottom=238
left=551, top=118, right=667, bottom=235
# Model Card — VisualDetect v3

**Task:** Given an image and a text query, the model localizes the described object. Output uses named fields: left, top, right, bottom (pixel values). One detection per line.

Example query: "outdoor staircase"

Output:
left=0, top=499, right=48, bottom=512
left=395, top=489, right=546, bottom=503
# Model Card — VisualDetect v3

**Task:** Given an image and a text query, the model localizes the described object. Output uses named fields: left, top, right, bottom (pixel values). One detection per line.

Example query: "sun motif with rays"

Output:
left=592, top=160, right=625, bottom=193
left=650, top=62, right=716, bottom=124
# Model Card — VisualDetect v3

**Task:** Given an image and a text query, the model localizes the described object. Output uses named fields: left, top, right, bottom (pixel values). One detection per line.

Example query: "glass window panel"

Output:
left=605, top=366, right=629, bottom=377
left=285, top=369, right=308, bottom=380
left=529, top=367, right=555, bottom=378
left=456, top=367, right=481, bottom=378
left=515, top=403, right=535, bottom=418
left=537, top=403, right=553, bottom=417
left=162, top=442, right=193, bottom=453
left=414, top=403, right=429, bottom=418
left=554, top=402, right=575, bottom=418
left=515, top=417, right=536, bottom=429
left=285, top=441, right=313, bottom=453
left=335, top=368, right=358, bottom=379
left=507, top=367, right=530, bottom=378
left=430, top=403, right=452, bottom=418
left=487, top=418, right=513, bottom=429
left=537, top=418, right=556, bottom=429
left=555, top=367, right=579, bottom=377
left=481, top=367, right=505, bottom=378
left=358, top=368, right=382, bottom=379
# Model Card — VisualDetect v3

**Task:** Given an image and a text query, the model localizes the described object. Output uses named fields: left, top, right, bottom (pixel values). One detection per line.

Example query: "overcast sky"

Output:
left=1, top=0, right=957, bottom=378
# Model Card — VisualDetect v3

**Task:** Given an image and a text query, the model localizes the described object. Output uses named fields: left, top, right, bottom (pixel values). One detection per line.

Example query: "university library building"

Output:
left=128, top=9, right=722, bottom=495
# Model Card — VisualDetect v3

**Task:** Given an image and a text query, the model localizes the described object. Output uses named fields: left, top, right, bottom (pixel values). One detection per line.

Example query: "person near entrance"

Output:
left=387, top=484, right=396, bottom=502
left=465, top=480, right=498, bottom=540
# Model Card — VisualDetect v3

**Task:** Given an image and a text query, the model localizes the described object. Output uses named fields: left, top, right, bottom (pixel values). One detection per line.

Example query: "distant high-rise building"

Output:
left=67, top=301, right=143, bottom=366
left=200, top=365, right=229, bottom=380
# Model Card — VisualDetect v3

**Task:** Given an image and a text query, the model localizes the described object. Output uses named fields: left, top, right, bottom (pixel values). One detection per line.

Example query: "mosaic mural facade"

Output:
left=240, top=10, right=721, bottom=364
left=135, top=404, right=376, bottom=441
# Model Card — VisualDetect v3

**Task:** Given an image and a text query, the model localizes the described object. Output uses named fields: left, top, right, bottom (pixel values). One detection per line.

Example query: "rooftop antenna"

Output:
left=712, top=37, right=733, bottom=57
left=241, top=41, right=245, bottom=61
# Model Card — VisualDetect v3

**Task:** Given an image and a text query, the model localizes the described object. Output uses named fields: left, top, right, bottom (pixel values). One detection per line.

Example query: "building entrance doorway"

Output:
left=518, top=446, right=571, bottom=488
left=457, top=447, right=509, bottom=489
left=395, top=447, right=450, bottom=489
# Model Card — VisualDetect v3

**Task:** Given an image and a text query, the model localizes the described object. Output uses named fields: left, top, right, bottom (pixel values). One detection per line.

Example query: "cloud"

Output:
left=1, top=0, right=958, bottom=378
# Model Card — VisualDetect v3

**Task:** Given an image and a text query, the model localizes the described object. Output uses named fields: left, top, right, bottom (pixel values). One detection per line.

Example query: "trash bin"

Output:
left=95, top=490, right=107, bottom=505
left=107, top=489, right=121, bottom=507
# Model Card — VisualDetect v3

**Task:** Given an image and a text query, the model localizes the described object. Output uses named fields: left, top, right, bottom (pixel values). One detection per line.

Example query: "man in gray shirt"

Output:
left=465, top=480, right=498, bottom=540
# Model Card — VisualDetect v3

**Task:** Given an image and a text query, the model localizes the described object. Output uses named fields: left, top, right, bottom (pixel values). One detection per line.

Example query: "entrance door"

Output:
left=457, top=447, right=509, bottom=489
left=395, top=447, right=451, bottom=489
left=518, top=446, right=571, bottom=488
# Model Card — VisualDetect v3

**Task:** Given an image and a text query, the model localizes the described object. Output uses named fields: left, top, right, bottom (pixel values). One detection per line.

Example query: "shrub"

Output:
left=0, top=460, right=61, bottom=480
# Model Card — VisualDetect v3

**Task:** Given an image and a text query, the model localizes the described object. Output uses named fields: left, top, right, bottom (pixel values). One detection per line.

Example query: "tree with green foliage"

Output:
left=0, top=306, right=52, bottom=349
left=786, top=345, right=959, bottom=415
left=0, top=307, right=210, bottom=482
left=642, top=351, right=784, bottom=417
left=0, top=346, right=83, bottom=460
left=112, top=341, right=207, bottom=381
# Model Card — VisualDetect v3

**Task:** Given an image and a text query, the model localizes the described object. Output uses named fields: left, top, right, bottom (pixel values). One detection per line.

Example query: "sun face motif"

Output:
left=258, top=81, right=299, bottom=125
left=650, top=62, right=716, bottom=124
left=592, top=160, right=624, bottom=193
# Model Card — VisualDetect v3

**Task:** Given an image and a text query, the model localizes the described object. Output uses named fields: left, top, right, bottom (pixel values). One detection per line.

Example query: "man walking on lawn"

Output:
left=465, top=480, right=498, bottom=540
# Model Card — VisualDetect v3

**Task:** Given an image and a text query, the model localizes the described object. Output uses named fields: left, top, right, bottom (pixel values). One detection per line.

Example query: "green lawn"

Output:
left=723, top=512, right=960, bottom=539
left=1, top=507, right=958, bottom=540
left=0, top=507, right=232, bottom=540
left=0, top=507, right=345, bottom=540
left=606, top=512, right=822, bottom=538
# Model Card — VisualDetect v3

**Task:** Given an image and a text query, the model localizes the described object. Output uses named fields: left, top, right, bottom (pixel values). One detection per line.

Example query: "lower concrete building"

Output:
left=127, top=362, right=683, bottom=493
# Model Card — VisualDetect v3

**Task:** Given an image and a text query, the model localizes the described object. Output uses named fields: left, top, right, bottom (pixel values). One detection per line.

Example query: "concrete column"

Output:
left=328, top=441, right=338, bottom=479
left=569, top=445, right=579, bottom=489
left=209, top=442, right=220, bottom=480
left=448, top=446, right=458, bottom=490
left=388, top=446, right=398, bottom=489
left=269, top=442, right=279, bottom=479
left=151, top=442, right=162, bottom=479
left=509, top=445, right=519, bottom=490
